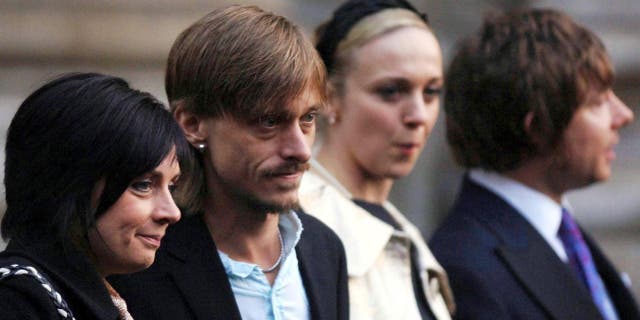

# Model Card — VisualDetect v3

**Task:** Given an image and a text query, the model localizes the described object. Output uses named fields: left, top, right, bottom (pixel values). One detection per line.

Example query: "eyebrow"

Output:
left=147, top=167, right=181, bottom=181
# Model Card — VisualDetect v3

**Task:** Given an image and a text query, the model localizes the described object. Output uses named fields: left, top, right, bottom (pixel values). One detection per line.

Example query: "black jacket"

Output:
left=110, top=211, right=349, bottom=320
left=0, top=239, right=120, bottom=320
left=430, top=176, right=640, bottom=320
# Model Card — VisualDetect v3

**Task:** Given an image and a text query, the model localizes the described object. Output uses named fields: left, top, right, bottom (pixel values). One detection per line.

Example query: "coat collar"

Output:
left=300, top=161, right=395, bottom=276
left=300, top=160, right=455, bottom=314
left=4, top=239, right=119, bottom=320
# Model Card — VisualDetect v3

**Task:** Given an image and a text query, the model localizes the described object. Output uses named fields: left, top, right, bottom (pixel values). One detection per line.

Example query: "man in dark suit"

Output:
left=110, top=5, right=348, bottom=320
left=429, top=8, right=639, bottom=320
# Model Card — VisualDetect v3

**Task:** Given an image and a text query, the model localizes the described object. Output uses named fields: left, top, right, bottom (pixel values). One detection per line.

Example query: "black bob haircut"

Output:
left=2, top=72, right=191, bottom=246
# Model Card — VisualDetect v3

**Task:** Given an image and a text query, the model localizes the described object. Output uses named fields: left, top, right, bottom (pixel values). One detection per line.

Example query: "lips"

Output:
left=394, top=142, right=421, bottom=156
left=137, top=234, right=163, bottom=248
left=606, top=137, right=619, bottom=161
left=605, top=147, right=617, bottom=161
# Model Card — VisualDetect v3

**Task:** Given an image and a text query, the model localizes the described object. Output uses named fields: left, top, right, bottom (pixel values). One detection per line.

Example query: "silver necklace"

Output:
left=261, top=230, right=284, bottom=273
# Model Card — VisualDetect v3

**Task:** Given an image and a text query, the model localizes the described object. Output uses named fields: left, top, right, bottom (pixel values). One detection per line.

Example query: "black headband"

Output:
left=316, top=0, right=429, bottom=74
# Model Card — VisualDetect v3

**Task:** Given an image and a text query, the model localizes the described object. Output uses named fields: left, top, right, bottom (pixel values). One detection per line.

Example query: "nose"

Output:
left=154, top=188, right=181, bottom=225
left=610, top=92, right=634, bottom=130
left=280, top=124, right=313, bottom=163
left=403, top=93, right=433, bottom=129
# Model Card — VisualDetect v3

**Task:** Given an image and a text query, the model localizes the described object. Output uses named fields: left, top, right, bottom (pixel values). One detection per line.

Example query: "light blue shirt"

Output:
left=218, top=210, right=310, bottom=320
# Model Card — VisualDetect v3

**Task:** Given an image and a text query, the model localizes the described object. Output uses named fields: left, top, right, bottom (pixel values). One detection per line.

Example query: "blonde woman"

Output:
left=300, top=0, right=455, bottom=319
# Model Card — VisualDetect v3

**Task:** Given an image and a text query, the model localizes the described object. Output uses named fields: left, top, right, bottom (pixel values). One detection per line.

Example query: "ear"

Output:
left=173, top=103, right=208, bottom=146
left=523, top=110, right=545, bottom=148
left=325, top=83, right=341, bottom=124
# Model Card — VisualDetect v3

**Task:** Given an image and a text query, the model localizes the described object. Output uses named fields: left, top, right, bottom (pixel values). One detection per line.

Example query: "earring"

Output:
left=196, top=143, right=206, bottom=153
left=328, top=113, right=337, bottom=125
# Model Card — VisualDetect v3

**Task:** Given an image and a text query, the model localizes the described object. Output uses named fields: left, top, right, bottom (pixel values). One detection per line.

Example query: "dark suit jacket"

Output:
left=110, top=211, right=349, bottom=320
left=0, top=240, right=120, bottom=320
left=429, top=176, right=640, bottom=320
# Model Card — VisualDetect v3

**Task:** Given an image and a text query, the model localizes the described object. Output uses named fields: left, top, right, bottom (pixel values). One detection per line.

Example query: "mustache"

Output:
left=262, top=161, right=310, bottom=177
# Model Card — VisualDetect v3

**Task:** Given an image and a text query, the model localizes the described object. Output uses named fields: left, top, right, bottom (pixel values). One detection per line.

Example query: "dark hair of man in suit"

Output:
left=445, top=8, right=614, bottom=172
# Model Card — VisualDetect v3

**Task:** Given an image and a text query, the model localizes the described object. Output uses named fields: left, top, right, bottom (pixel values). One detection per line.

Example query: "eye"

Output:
left=424, top=86, right=442, bottom=97
left=301, top=111, right=317, bottom=125
left=130, top=179, right=153, bottom=194
left=258, top=115, right=278, bottom=128
left=168, top=183, right=178, bottom=195
left=376, top=84, right=402, bottom=102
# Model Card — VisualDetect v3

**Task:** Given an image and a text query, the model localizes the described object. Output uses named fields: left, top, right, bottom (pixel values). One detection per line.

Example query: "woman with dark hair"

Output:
left=299, top=0, right=455, bottom=319
left=0, top=72, right=190, bottom=319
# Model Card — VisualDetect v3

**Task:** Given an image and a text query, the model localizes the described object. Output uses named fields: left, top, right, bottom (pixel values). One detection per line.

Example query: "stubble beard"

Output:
left=217, top=167, right=306, bottom=217
left=244, top=160, right=310, bottom=214
left=208, top=156, right=310, bottom=218
left=243, top=188, right=301, bottom=215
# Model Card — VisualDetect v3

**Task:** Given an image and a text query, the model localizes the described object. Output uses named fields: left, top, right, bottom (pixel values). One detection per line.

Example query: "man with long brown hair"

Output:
left=111, top=5, right=348, bottom=320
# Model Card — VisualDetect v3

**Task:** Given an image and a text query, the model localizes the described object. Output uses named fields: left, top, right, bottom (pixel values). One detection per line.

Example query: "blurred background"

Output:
left=1, top=0, right=638, bottom=297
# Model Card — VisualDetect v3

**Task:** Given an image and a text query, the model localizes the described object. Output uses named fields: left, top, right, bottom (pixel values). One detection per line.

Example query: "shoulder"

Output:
left=429, top=176, right=509, bottom=255
left=429, top=185, right=506, bottom=278
left=299, top=170, right=360, bottom=224
left=297, top=210, right=344, bottom=248
left=296, top=209, right=347, bottom=267
left=0, top=257, right=64, bottom=319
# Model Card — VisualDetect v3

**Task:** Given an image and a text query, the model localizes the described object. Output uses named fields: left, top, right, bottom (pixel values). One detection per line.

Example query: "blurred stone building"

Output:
left=1, top=0, right=639, bottom=297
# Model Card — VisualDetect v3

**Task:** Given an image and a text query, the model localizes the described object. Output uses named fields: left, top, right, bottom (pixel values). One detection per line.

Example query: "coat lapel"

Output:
left=463, top=178, right=603, bottom=320
left=497, top=240, right=602, bottom=320
left=296, top=226, right=325, bottom=320
left=162, top=215, right=241, bottom=320
left=584, top=232, right=640, bottom=319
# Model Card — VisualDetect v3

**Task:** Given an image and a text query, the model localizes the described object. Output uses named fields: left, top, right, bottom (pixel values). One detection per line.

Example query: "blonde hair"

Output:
left=322, top=8, right=430, bottom=95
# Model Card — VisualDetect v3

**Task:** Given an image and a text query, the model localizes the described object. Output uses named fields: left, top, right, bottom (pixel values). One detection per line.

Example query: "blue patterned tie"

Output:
left=558, top=208, right=619, bottom=320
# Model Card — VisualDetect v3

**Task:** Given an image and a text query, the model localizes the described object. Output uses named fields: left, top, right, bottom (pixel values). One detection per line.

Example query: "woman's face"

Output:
left=331, top=26, right=443, bottom=180
left=88, top=149, right=181, bottom=277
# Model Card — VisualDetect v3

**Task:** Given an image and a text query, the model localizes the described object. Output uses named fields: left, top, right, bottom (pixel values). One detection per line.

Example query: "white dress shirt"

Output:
left=469, top=169, right=570, bottom=262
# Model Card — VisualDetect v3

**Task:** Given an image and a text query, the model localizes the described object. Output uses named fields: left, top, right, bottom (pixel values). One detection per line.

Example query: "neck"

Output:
left=202, top=171, right=284, bottom=284
left=202, top=187, right=282, bottom=259
left=316, top=145, right=393, bottom=204
left=502, top=156, right=568, bottom=204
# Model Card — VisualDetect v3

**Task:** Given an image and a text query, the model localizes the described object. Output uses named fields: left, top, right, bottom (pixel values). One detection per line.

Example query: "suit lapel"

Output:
left=497, top=240, right=602, bottom=320
left=462, top=178, right=603, bottom=320
left=163, top=215, right=241, bottom=320
left=584, top=232, right=640, bottom=319
left=296, top=231, right=324, bottom=320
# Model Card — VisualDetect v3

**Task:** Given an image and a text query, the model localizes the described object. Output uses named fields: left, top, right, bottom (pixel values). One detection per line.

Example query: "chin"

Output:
left=387, top=167, right=414, bottom=180
left=128, top=255, right=156, bottom=272
left=250, top=194, right=300, bottom=213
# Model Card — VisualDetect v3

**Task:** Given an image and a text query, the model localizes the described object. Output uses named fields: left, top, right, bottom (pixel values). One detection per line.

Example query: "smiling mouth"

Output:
left=137, top=234, right=162, bottom=248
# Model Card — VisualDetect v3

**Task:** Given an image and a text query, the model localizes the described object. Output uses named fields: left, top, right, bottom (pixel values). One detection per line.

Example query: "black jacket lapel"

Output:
left=296, top=229, right=324, bottom=320
left=163, top=215, right=241, bottom=320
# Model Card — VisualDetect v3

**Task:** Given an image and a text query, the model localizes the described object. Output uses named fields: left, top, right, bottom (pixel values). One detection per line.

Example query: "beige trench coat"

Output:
left=299, top=161, right=455, bottom=320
